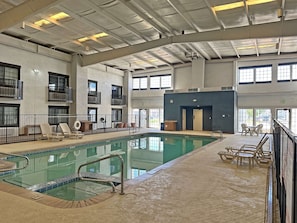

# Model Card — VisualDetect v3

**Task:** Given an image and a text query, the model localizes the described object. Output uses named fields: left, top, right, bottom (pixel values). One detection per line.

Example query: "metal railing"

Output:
left=0, top=152, right=29, bottom=172
left=77, top=152, right=125, bottom=195
left=273, top=119, right=296, bottom=223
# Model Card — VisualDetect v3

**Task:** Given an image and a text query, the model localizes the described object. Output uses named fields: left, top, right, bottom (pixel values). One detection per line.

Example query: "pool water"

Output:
left=0, top=133, right=216, bottom=201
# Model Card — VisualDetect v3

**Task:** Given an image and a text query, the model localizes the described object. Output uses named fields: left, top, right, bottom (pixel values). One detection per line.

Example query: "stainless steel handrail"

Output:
left=77, top=152, right=125, bottom=195
left=0, top=152, right=29, bottom=172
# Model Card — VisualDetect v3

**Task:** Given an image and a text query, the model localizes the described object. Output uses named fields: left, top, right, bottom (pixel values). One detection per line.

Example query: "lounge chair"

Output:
left=40, top=123, right=64, bottom=141
left=218, top=136, right=272, bottom=167
left=59, top=123, right=84, bottom=139
left=241, top=123, right=250, bottom=135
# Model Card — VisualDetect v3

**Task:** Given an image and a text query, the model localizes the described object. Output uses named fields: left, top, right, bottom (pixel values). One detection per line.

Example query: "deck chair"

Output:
left=241, top=123, right=250, bottom=135
left=218, top=136, right=272, bottom=167
left=59, top=123, right=84, bottom=139
left=254, top=124, right=263, bottom=136
left=40, top=123, right=64, bottom=141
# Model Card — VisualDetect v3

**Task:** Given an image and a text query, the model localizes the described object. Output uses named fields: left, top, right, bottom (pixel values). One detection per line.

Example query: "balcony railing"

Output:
left=88, top=91, right=101, bottom=104
left=111, top=95, right=126, bottom=105
left=0, top=79, right=23, bottom=99
left=48, top=86, right=73, bottom=103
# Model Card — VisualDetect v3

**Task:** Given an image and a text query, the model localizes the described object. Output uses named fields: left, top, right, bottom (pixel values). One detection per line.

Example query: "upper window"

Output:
left=112, top=85, right=122, bottom=99
left=0, top=104, right=20, bottom=127
left=277, top=63, right=297, bottom=81
left=133, top=77, right=147, bottom=90
left=239, top=65, right=272, bottom=84
left=150, top=74, right=171, bottom=89
left=0, top=62, right=20, bottom=81
left=88, top=80, right=97, bottom=95
left=49, top=72, right=69, bottom=92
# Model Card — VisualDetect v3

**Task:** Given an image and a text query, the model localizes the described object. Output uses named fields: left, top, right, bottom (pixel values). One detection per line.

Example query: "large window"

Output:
left=0, top=104, right=19, bottom=127
left=112, top=108, right=122, bottom=122
left=0, top=62, right=20, bottom=81
left=238, top=109, right=253, bottom=130
left=48, top=106, right=69, bottom=125
left=150, top=75, right=171, bottom=89
left=133, top=77, right=147, bottom=90
left=277, top=63, right=297, bottom=81
left=149, top=108, right=163, bottom=128
left=239, top=65, right=272, bottom=84
left=49, top=72, right=69, bottom=92
left=88, top=107, right=97, bottom=122
left=112, top=85, right=122, bottom=99
left=88, top=80, right=97, bottom=95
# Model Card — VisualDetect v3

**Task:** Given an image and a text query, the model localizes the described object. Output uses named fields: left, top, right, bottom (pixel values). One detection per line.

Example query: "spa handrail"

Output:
left=77, top=152, right=125, bottom=195
left=0, top=152, right=29, bottom=172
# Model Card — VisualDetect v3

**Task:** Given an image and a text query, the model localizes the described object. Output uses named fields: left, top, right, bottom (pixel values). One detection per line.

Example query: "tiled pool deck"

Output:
left=0, top=129, right=270, bottom=223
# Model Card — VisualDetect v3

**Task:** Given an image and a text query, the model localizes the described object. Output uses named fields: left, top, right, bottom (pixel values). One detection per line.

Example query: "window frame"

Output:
left=88, top=107, right=97, bottom=123
left=88, top=80, right=97, bottom=96
left=112, top=108, right=122, bottom=122
left=239, top=65, right=272, bottom=84
left=0, top=103, right=20, bottom=127
left=149, top=74, right=172, bottom=90
left=48, top=106, right=69, bottom=125
left=48, top=72, right=69, bottom=93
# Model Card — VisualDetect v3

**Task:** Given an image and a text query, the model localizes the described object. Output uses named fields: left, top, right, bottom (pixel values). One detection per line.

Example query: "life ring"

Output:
left=73, top=120, right=81, bottom=130
left=73, top=150, right=80, bottom=157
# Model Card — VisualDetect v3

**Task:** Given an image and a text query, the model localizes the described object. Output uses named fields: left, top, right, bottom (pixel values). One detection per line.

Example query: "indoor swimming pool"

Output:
left=0, top=133, right=216, bottom=201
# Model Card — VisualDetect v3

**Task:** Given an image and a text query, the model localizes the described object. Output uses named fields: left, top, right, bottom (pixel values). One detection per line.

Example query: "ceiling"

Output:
left=1, top=0, right=297, bottom=71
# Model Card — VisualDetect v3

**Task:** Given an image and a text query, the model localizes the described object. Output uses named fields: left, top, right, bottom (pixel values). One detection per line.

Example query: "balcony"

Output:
left=88, top=91, right=101, bottom=104
left=48, top=86, right=73, bottom=103
left=0, top=78, right=23, bottom=99
left=111, top=95, right=126, bottom=105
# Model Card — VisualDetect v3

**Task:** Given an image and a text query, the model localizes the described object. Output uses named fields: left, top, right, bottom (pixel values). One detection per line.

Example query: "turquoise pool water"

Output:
left=1, top=133, right=216, bottom=201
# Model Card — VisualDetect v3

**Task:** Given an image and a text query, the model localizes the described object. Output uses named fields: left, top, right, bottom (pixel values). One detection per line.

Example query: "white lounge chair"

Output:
left=241, top=123, right=250, bottom=135
left=59, top=123, right=84, bottom=139
left=40, top=123, right=64, bottom=141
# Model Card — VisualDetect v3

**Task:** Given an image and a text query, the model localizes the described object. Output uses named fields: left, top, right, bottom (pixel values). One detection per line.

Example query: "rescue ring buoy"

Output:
left=74, top=120, right=81, bottom=130
left=74, top=150, right=80, bottom=157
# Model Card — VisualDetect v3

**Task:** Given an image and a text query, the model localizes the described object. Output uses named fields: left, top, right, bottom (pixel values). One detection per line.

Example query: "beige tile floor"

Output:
left=0, top=129, right=270, bottom=223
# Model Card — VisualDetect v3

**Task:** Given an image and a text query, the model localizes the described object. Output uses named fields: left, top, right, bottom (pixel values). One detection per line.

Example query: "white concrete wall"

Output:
left=0, top=43, right=71, bottom=116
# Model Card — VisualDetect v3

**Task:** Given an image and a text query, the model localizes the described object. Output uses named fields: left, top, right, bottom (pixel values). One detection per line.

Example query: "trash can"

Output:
left=160, top=122, right=164, bottom=130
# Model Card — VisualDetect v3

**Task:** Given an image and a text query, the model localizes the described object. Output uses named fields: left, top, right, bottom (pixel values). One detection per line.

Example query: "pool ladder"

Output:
left=0, top=152, right=29, bottom=172
left=77, top=152, right=125, bottom=195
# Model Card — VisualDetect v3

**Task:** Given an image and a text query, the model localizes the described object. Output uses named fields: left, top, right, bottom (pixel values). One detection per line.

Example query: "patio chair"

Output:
left=218, top=136, right=272, bottom=167
left=40, top=123, right=64, bottom=141
left=59, top=123, right=84, bottom=139
left=254, top=124, right=263, bottom=136
left=241, top=123, right=250, bottom=135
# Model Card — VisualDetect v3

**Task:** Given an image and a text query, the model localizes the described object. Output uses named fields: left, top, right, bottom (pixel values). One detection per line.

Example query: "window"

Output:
left=255, top=66, right=272, bottom=83
left=112, top=108, right=122, bottom=122
left=238, top=109, right=253, bottom=130
left=150, top=75, right=171, bottom=89
left=112, top=85, right=122, bottom=99
left=255, top=108, right=271, bottom=132
left=239, top=65, right=272, bottom=84
left=0, top=104, right=19, bottom=127
left=239, top=68, right=254, bottom=84
left=0, top=62, right=20, bottom=81
left=149, top=108, right=163, bottom=128
left=88, top=107, right=97, bottom=122
left=277, top=64, right=291, bottom=81
left=48, top=106, right=69, bottom=125
left=133, top=77, right=147, bottom=90
left=277, top=63, right=297, bottom=81
left=88, top=80, right=97, bottom=95
left=49, top=72, right=69, bottom=92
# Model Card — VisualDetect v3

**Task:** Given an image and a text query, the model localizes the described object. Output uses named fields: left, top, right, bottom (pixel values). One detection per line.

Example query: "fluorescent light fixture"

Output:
left=247, top=0, right=275, bottom=6
left=213, top=0, right=275, bottom=11
left=213, top=2, right=244, bottom=11
left=50, top=12, right=70, bottom=20
left=93, top=32, right=108, bottom=38
left=34, top=12, right=70, bottom=27
left=34, top=19, right=50, bottom=26
left=78, top=37, right=89, bottom=42
left=237, top=44, right=275, bottom=50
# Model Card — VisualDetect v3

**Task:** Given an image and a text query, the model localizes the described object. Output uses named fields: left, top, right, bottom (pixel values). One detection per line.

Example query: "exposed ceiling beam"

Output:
left=0, top=0, right=64, bottom=32
left=146, top=51, right=171, bottom=66
left=85, top=0, right=150, bottom=41
left=207, top=42, right=222, bottom=59
left=82, top=19, right=297, bottom=66
left=167, top=0, right=201, bottom=32
left=230, top=41, right=240, bottom=58
left=133, top=55, right=158, bottom=68
left=118, top=0, right=167, bottom=35
left=161, top=47, right=185, bottom=63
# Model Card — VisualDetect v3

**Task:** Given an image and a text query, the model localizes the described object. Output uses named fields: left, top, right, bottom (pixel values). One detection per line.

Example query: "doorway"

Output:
left=193, top=109, right=203, bottom=131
